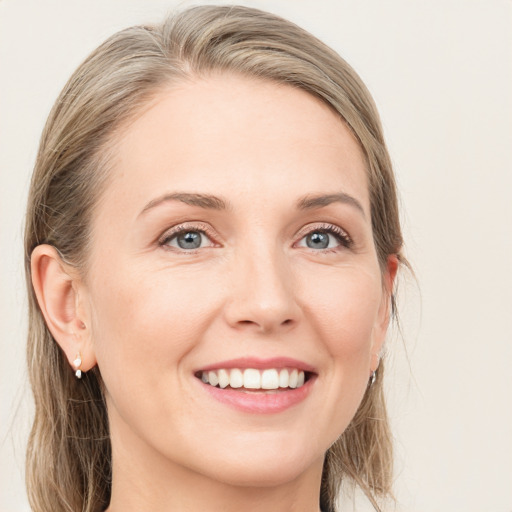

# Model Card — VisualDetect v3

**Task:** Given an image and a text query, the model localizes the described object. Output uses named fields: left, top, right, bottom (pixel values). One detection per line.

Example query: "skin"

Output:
left=32, top=75, right=397, bottom=512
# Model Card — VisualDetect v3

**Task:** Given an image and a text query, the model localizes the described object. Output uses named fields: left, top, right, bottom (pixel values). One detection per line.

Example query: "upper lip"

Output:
left=196, top=357, right=317, bottom=374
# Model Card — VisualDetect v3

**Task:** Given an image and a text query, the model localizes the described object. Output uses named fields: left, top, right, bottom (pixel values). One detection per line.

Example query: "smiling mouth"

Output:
left=195, top=368, right=311, bottom=391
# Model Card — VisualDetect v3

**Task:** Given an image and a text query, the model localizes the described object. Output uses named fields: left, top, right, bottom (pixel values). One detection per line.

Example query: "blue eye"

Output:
left=175, top=231, right=203, bottom=249
left=297, top=227, right=352, bottom=251
left=161, top=229, right=213, bottom=250
left=305, top=231, right=332, bottom=249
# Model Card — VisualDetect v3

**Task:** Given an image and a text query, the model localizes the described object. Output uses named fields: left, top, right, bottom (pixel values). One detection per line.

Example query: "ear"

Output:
left=31, top=244, right=96, bottom=374
left=370, top=254, right=399, bottom=372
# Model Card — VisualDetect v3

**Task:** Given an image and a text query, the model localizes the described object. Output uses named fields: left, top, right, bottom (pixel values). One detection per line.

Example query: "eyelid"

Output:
left=158, top=222, right=220, bottom=249
left=294, top=222, right=353, bottom=249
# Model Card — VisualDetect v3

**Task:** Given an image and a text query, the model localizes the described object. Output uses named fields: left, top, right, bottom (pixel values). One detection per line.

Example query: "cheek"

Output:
left=86, top=263, right=222, bottom=393
left=304, top=267, right=382, bottom=359
left=296, top=266, right=384, bottom=445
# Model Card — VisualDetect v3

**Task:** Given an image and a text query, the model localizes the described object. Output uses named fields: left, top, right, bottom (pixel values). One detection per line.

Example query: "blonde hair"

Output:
left=25, top=5, right=404, bottom=512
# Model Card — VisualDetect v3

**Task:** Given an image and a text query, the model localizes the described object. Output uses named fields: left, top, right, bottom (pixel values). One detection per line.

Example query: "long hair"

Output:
left=25, top=6, right=404, bottom=511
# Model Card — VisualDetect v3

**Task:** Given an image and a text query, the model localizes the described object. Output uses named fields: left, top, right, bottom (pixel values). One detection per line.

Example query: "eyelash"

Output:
left=295, top=223, right=353, bottom=252
left=158, top=222, right=353, bottom=253
left=158, top=222, right=218, bottom=252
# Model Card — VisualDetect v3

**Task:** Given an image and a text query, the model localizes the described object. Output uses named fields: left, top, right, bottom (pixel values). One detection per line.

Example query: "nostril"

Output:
left=239, top=320, right=256, bottom=326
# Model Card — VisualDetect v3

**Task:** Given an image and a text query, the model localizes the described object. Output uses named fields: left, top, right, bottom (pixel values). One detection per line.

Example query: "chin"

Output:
left=207, top=453, right=320, bottom=488
left=183, top=432, right=326, bottom=489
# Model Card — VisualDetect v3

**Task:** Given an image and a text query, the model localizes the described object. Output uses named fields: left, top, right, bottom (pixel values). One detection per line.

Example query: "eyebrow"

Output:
left=297, top=192, right=366, bottom=218
left=139, top=191, right=366, bottom=218
left=139, top=192, right=230, bottom=216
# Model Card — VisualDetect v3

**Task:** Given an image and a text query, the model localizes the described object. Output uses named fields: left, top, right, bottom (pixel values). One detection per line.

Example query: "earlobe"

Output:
left=31, top=244, right=96, bottom=374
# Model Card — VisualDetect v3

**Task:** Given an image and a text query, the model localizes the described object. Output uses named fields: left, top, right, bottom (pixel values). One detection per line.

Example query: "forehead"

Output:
left=102, top=74, right=369, bottom=219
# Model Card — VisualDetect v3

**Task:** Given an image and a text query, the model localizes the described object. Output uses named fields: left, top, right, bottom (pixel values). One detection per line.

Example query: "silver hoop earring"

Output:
left=369, top=370, right=377, bottom=386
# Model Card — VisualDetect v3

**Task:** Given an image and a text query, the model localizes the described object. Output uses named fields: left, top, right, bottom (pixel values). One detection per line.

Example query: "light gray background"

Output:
left=1, top=1, right=511, bottom=511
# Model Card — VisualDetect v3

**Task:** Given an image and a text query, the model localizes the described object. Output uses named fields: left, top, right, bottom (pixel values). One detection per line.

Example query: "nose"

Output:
left=223, top=244, right=301, bottom=334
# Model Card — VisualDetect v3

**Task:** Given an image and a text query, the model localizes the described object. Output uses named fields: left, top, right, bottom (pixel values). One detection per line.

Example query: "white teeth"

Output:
left=208, top=371, right=219, bottom=387
left=289, top=369, right=298, bottom=389
left=243, top=369, right=261, bottom=389
left=199, top=368, right=307, bottom=390
left=218, top=369, right=230, bottom=389
left=261, top=369, right=279, bottom=390
left=230, top=369, right=243, bottom=388
left=279, top=369, right=289, bottom=388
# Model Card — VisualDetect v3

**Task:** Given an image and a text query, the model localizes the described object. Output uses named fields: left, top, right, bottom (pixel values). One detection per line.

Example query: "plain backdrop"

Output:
left=1, top=1, right=511, bottom=511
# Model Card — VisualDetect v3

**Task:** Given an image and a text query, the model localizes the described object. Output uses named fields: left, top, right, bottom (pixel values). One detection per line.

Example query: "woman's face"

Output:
left=82, top=75, right=394, bottom=487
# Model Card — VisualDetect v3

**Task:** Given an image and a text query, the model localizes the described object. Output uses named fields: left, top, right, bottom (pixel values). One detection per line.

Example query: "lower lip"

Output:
left=198, top=377, right=315, bottom=414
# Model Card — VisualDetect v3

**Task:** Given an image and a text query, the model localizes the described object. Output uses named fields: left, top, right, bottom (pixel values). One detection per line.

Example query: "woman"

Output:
left=25, top=5, right=404, bottom=512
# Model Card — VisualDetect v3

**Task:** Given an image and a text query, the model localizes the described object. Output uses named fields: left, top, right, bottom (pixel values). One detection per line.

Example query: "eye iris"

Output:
left=306, top=231, right=329, bottom=249
left=177, top=231, right=202, bottom=249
